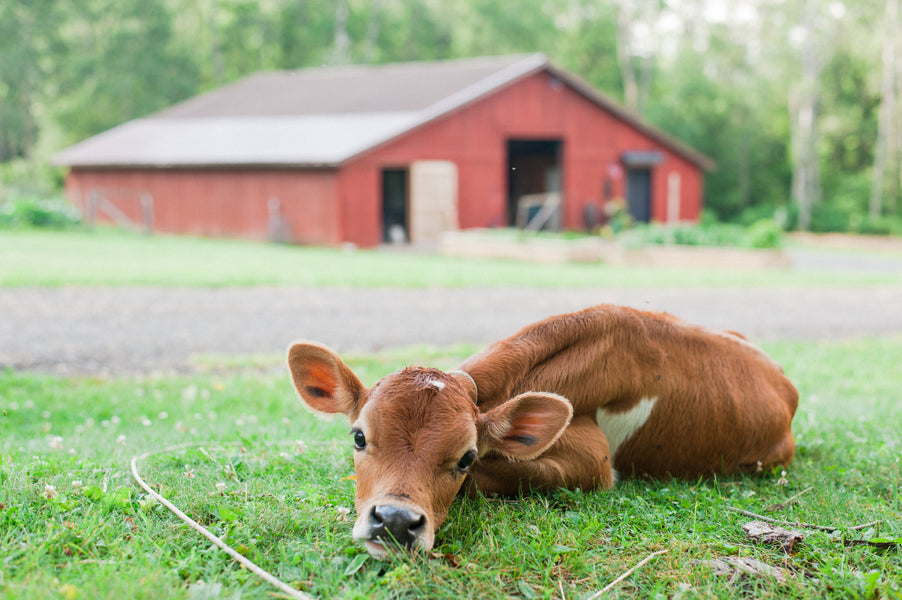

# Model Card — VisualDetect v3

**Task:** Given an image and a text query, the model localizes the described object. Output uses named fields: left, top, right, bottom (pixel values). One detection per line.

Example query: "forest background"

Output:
left=2, top=0, right=901, bottom=234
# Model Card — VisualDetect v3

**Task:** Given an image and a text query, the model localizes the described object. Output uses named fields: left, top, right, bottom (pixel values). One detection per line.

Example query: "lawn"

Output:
left=3, top=228, right=902, bottom=288
left=1, top=339, right=900, bottom=599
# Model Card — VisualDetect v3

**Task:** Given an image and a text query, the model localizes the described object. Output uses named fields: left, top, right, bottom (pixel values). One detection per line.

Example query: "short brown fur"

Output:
left=287, top=305, right=798, bottom=556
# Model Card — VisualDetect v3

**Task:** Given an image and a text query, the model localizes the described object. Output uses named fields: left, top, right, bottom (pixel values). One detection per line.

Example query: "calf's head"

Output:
left=287, top=341, right=572, bottom=558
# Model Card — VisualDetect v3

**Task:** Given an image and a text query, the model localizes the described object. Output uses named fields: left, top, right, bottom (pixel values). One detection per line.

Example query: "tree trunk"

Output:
left=894, top=0, right=902, bottom=216
left=790, top=0, right=823, bottom=231
left=19, top=3, right=37, bottom=166
left=208, top=0, right=225, bottom=83
left=616, top=0, right=657, bottom=114
left=331, top=0, right=350, bottom=65
left=737, top=107, right=751, bottom=210
left=871, top=0, right=899, bottom=218
left=364, top=0, right=383, bottom=63
left=616, top=4, right=639, bottom=112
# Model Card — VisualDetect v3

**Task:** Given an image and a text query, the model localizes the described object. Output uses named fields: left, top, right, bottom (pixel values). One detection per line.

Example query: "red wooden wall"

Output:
left=65, top=168, right=341, bottom=244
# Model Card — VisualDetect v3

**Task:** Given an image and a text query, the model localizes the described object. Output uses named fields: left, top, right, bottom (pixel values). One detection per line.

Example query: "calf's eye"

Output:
left=456, top=450, right=477, bottom=472
left=352, top=429, right=366, bottom=451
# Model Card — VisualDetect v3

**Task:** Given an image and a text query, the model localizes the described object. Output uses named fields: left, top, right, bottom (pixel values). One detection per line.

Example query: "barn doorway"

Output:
left=622, top=151, right=663, bottom=224
left=625, top=167, right=652, bottom=223
left=381, top=168, right=408, bottom=243
left=506, top=139, right=563, bottom=229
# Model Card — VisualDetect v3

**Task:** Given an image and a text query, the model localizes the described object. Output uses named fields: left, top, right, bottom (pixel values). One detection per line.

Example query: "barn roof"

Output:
left=54, top=54, right=713, bottom=170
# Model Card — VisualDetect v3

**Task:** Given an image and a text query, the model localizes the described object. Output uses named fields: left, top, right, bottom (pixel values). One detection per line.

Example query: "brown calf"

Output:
left=287, top=304, right=798, bottom=558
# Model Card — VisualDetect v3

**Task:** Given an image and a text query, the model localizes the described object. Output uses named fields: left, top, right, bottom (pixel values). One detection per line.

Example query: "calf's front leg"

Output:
left=465, top=416, right=614, bottom=497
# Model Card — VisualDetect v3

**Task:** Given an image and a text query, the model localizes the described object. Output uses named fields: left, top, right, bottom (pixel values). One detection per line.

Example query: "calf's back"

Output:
left=458, top=305, right=798, bottom=478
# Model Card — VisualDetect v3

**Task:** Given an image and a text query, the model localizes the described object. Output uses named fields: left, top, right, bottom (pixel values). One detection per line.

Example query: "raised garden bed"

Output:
left=439, top=229, right=791, bottom=269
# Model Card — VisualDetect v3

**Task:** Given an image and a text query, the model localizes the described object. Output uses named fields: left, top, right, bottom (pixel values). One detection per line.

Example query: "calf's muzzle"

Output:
left=368, top=504, right=427, bottom=548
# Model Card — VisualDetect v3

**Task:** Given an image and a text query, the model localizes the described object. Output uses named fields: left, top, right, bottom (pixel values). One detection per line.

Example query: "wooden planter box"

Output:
left=439, top=230, right=790, bottom=269
left=439, top=230, right=603, bottom=264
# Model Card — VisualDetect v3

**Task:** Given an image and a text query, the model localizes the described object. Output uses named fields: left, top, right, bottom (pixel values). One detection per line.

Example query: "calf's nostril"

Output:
left=409, top=514, right=426, bottom=532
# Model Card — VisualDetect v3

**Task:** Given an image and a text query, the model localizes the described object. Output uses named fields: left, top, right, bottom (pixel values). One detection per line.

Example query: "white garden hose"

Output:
left=130, top=442, right=315, bottom=600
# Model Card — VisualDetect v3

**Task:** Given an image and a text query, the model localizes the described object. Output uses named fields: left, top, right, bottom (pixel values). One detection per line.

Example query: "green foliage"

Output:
left=850, top=214, right=902, bottom=236
left=0, top=157, right=66, bottom=198
left=810, top=202, right=854, bottom=233
left=0, top=196, right=81, bottom=229
left=819, top=38, right=880, bottom=175
left=746, top=218, right=784, bottom=248
left=619, top=220, right=783, bottom=249
left=1, top=338, right=901, bottom=598
left=645, top=43, right=792, bottom=223
left=0, top=0, right=66, bottom=161
left=51, top=0, right=200, bottom=145
left=811, top=171, right=873, bottom=233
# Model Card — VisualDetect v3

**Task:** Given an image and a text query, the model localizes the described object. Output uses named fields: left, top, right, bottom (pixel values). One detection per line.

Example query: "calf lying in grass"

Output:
left=287, top=304, right=798, bottom=558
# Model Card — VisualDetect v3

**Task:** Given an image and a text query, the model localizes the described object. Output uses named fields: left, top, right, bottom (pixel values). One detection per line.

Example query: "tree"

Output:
left=871, top=0, right=899, bottom=217
left=0, top=0, right=63, bottom=162
left=787, top=0, right=826, bottom=231
left=52, top=0, right=199, bottom=144
left=615, top=0, right=659, bottom=114
left=274, top=0, right=334, bottom=69
left=552, top=1, right=622, bottom=98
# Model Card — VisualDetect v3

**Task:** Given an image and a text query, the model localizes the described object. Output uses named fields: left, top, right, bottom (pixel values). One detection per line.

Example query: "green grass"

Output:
left=2, top=339, right=901, bottom=599
left=3, top=228, right=902, bottom=287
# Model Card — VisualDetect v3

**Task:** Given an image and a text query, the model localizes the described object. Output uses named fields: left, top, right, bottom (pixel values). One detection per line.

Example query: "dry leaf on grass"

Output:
left=694, top=556, right=792, bottom=584
left=742, top=520, right=804, bottom=553
left=429, top=552, right=461, bottom=568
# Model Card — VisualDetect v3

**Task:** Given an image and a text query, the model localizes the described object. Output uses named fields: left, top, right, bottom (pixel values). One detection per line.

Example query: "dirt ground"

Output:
left=3, top=284, right=901, bottom=375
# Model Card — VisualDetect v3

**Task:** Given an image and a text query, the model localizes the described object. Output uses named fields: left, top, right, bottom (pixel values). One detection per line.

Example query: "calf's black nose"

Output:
left=370, top=504, right=426, bottom=548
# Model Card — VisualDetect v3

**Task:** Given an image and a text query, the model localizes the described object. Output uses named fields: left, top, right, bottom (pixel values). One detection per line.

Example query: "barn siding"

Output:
left=339, top=70, right=704, bottom=246
left=65, top=168, right=341, bottom=244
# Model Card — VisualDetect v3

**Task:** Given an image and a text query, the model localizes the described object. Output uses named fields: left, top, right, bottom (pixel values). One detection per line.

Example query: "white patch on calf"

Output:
left=597, top=397, right=657, bottom=460
left=425, top=379, right=446, bottom=391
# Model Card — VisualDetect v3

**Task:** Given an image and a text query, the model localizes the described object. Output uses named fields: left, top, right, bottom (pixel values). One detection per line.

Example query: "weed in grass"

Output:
left=1, top=338, right=901, bottom=598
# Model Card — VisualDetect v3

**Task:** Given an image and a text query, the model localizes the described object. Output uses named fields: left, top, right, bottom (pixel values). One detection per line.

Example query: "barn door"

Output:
left=506, top=139, right=563, bottom=228
left=626, top=168, right=652, bottom=223
left=381, top=168, right=409, bottom=243
left=409, top=160, right=458, bottom=243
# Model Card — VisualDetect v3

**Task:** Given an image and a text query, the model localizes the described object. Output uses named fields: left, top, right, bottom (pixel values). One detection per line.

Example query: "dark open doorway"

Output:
left=381, top=168, right=408, bottom=243
left=506, top=139, right=562, bottom=228
left=626, top=167, right=652, bottom=223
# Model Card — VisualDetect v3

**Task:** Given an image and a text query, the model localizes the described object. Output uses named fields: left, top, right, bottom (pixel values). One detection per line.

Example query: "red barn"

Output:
left=55, top=54, right=713, bottom=247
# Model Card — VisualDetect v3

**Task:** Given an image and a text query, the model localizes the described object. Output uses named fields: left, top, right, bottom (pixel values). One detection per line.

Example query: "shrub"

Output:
left=848, top=214, right=902, bottom=236
left=0, top=196, right=81, bottom=229
left=810, top=202, right=852, bottom=233
left=616, top=219, right=782, bottom=249
left=746, top=219, right=783, bottom=248
left=736, top=204, right=777, bottom=227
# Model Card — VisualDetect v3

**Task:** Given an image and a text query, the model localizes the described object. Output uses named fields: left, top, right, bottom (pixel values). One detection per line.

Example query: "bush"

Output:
left=810, top=202, right=852, bottom=233
left=616, top=219, right=782, bottom=249
left=847, top=213, right=902, bottom=236
left=735, top=204, right=796, bottom=232
left=746, top=218, right=783, bottom=248
left=810, top=171, right=874, bottom=233
left=0, top=196, right=81, bottom=229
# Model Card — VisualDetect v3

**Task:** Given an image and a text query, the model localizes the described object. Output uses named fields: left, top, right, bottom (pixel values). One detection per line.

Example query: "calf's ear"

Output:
left=287, top=341, right=366, bottom=418
left=480, top=392, right=573, bottom=460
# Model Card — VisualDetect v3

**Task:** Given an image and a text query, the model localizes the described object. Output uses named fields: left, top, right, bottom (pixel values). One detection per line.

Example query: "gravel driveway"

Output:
left=3, top=285, right=902, bottom=375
